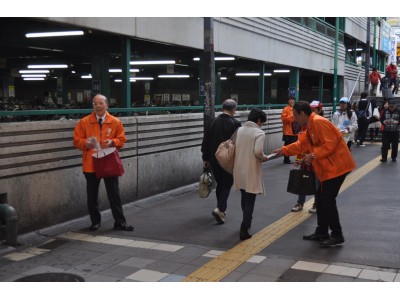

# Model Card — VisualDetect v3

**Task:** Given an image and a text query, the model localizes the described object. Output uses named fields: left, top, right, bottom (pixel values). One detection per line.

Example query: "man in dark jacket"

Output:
left=380, top=98, right=400, bottom=162
left=201, top=99, right=241, bottom=224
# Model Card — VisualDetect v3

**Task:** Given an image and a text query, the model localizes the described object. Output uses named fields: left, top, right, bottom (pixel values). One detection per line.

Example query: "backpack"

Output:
left=356, top=101, right=370, bottom=125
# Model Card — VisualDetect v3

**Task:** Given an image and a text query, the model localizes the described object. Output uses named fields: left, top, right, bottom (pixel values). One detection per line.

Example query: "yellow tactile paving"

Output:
left=183, top=154, right=383, bottom=282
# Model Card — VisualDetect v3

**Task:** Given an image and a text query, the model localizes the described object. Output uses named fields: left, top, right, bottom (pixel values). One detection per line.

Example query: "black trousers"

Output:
left=314, top=173, right=348, bottom=238
left=84, top=172, right=126, bottom=225
left=283, top=135, right=298, bottom=162
left=381, top=131, right=399, bottom=160
left=356, top=121, right=369, bottom=144
left=210, top=160, right=233, bottom=212
left=240, top=189, right=256, bottom=228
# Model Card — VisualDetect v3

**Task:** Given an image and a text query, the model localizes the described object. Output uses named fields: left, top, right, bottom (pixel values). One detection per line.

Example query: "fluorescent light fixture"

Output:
left=114, top=79, right=139, bottom=82
left=236, top=73, right=272, bottom=76
left=21, top=74, right=46, bottom=78
left=347, top=48, right=363, bottom=52
left=71, top=71, right=76, bottom=74
left=28, top=64, right=68, bottom=69
left=158, top=74, right=190, bottom=78
left=193, top=57, right=235, bottom=61
left=26, top=30, right=84, bottom=38
left=23, top=78, right=45, bottom=81
left=175, top=63, right=189, bottom=67
left=28, top=46, right=63, bottom=52
left=81, top=75, right=92, bottom=79
left=130, top=60, right=175, bottom=65
left=220, top=77, right=227, bottom=80
left=109, top=68, right=140, bottom=73
left=273, top=70, right=290, bottom=73
left=19, top=70, right=50, bottom=74
left=129, top=77, right=154, bottom=80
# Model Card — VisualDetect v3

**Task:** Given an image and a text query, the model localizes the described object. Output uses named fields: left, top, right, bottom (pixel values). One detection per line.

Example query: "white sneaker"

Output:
left=308, top=205, right=316, bottom=213
left=212, top=208, right=225, bottom=224
left=291, top=204, right=303, bottom=212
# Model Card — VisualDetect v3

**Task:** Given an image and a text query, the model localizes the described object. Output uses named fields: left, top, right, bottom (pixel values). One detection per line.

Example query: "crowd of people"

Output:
left=73, top=63, right=398, bottom=247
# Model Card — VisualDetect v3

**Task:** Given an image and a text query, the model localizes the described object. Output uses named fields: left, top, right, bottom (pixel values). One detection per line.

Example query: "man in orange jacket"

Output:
left=274, top=101, right=356, bottom=246
left=73, top=94, right=133, bottom=232
left=280, top=96, right=298, bottom=164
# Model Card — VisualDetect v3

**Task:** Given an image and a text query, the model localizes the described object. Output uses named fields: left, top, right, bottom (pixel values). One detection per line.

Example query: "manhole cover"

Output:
left=15, top=272, right=84, bottom=282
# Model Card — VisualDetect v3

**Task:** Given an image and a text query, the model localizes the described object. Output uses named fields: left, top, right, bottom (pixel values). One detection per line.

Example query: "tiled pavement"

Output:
left=1, top=231, right=399, bottom=283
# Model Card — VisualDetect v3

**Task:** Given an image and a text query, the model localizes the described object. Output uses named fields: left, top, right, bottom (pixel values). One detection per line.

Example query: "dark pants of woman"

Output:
left=381, top=131, right=399, bottom=160
left=240, top=189, right=256, bottom=228
left=84, top=172, right=126, bottom=226
left=210, top=160, right=233, bottom=213
left=314, top=173, right=348, bottom=238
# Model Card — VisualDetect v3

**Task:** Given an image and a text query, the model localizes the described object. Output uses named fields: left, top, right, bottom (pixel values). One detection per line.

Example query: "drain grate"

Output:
left=15, top=272, right=84, bottom=282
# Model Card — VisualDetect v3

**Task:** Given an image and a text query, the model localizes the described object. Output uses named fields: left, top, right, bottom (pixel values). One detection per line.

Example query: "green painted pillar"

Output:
left=203, top=17, right=215, bottom=132
left=373, top=17, right=377, bottom=68
left=199, top=55, right=205, bottom=106
left=289, top=68, right=299, bottom=100
left=121, top=37, right=131, bottom=109
left=91, top=54, right=110, bottom=99
left=258, top=62, right=265, bottom=105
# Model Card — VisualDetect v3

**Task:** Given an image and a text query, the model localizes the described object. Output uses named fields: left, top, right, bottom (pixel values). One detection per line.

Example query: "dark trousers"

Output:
left=210, top=161, right=233, bottom=212
left=84, top=172, right=126, bottom=225
left=283, top=135, right=298, bottom=162
left=240, top=189, right=256, bottom=228
left=356, top=122, right=369, bottom=144
left=381, top=131, right=399, bottom=160
left=314, top=173, right=348, bottom=238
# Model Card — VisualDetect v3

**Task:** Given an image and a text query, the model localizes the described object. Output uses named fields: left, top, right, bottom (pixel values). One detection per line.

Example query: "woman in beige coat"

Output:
left=233, top=108, right=269, bottom=240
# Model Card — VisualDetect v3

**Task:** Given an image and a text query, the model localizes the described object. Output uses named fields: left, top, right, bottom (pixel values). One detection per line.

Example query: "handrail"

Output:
left=348, top=69, right=363, bottom=103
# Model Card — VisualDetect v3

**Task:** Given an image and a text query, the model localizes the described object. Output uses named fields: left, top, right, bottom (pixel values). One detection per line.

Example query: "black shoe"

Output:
left=283, top=160, right=293, bottom=164
left=392, top=158, right=397, bottom=162
left=114, top=223, right=134, bottom=231
left=240, top=223, right=252, bottom=241
left=89, top=223, right=100, bottom=231
left=319, top=236, right=345, bottom=247
left=380, top=159, right=387, bottom=162
left=303, top=233, right=329, bottom=241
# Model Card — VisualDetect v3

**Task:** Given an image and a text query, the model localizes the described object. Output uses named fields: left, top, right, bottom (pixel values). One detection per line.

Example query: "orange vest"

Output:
left=281, top=105, right=296, bottom=136
left=282, top=113, right=356, bottom=182
left=73, top=112, right=126, bottom=172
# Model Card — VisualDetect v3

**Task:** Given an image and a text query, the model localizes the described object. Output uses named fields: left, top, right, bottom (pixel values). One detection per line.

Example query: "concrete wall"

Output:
left=0, top=109, right=284, bottom=234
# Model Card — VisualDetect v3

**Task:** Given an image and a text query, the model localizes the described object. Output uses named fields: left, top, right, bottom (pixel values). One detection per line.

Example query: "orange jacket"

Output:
left=281, top=105, right=296, bottom=136
left=369, top=71, right=381, bottom=85
left=282, top=113, right=356, bottom=182
left=73, top=111, right=126, bottom=172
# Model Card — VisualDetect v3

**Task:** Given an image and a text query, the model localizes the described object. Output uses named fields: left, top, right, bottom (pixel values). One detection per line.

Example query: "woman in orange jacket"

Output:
left=280, top=96, right=298, bottom=164
left=274, top=101, right=356, bottom=247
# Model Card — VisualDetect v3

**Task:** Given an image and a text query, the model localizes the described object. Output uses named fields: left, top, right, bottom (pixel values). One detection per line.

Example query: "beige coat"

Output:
left=233, top=121, right=266, bottom=195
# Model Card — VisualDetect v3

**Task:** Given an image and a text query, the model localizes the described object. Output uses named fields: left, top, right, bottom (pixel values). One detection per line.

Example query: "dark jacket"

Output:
left=201, top=113, right=241, bottom=163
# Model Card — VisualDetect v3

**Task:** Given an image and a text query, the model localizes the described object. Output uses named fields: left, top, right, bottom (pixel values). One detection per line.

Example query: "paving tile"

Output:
left=23, top=247, right=50, bottom=255
left=163, top=246, right=209, bottom=263
left=23, top=265, right=65, bottom=275
left=151, top=243, right=184, bottom=252
left=248, top=256, right=296, bottom=278
left=324, top=265, right=361, bottom=277
left=97, top=265, right=141, bottom=278
left=220, top=271, right=246, bottom=282
left=238, top=273, right=277, bottom=282
left=118, top=257, right=156, bottom=268
left=358, top=269, right=396, bottom=282
left=110, top=246, right=170, bottom=260
left=85, top=274, right=121, bottom=282
left=159, top=274, right=186, bottom=282
left=3, top=252, right=36, bottom=261
left=126, top=269, right=169, bottom=282
left=173, top=264, right=203, bottom=276
left=278, top=269, right=320, bottom=282
left=394, top=273, right=400, bottom=282
left=126, top=240, right=159, bottom=249
left=146, top=260, right=184, bottom=273
left=316, top=273, right=356, bottom=282
left=81, top=235, right=111, bottom=243
left=66, top=262, right=112, bottom=276
left=291, top=260, right=329, bottom=273
left=235, top=262, right=257, bottom=273
left=58, top=232, right=92, bottom=241
left=91, top=252, right=131, bottom=264
left=101, top=238, right=134, bottom=246
left=203, top=250, right=225, bottom=258
left=188, top=256, right=213, bottom=266
left=246, top=255, right=266, bottom=264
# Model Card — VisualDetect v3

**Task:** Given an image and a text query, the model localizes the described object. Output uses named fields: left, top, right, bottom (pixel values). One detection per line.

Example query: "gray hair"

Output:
left=222, top=99, right=237, bottom=111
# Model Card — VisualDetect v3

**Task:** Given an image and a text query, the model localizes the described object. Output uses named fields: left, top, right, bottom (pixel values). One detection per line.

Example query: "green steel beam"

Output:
left=258, top=62, right=265, bottom=105
left=333, top=17, right=339, bottom=113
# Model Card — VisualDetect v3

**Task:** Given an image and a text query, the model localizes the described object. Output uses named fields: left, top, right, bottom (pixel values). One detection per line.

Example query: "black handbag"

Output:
left=287, top=169, right=316, bottom=195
